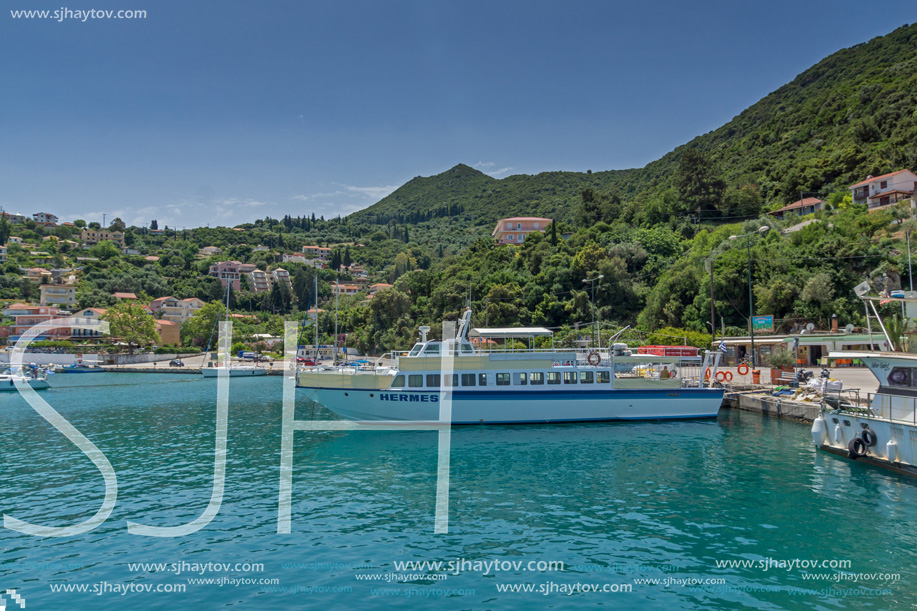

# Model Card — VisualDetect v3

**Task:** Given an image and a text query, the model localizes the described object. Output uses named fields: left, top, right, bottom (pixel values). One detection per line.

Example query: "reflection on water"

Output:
left=1, top=375, right=915, bottom=609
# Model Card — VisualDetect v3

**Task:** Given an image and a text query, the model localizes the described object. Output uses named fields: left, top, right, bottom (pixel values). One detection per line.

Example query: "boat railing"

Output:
left=857, top=391, right=917, bottom=425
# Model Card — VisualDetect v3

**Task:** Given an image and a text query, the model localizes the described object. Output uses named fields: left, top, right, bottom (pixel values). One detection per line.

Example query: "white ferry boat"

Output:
left=812, top=351, right=917, bottom=475
left=296, top=309, right=725, bottom=424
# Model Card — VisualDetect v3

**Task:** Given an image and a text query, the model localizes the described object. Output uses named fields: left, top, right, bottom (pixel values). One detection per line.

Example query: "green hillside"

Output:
left=351, top=23, right=917, bottom=229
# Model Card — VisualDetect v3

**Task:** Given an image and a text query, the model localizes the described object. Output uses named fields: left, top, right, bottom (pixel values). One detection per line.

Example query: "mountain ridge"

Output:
left=348, top=23, right=917, bottom=228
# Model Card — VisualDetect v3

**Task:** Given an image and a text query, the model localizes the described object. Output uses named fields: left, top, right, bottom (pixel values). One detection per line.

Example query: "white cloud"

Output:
left=474, top=161, right=495, bottom=168
left=344, top=185, right=398, bottom=200
left=489, top=167, right=514, bottom=176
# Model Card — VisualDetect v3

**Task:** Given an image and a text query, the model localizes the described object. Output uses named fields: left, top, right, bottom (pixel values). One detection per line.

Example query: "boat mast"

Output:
left=333, top=272, right=339, bottom=363
left=314, top=274, right=319, bottom=361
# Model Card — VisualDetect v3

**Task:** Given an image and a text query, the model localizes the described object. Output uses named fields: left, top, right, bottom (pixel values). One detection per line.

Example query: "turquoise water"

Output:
left=0, top=373, right=914, bottom=609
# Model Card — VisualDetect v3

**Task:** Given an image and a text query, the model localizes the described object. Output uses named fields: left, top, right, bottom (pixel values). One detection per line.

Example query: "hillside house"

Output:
left=771, top=197, right=824, bottom=219
left=850, top=169, right=917, bottom=211
left=492, top=217, right=553, bottom=245
left=208, top=261, right=242, bottom=291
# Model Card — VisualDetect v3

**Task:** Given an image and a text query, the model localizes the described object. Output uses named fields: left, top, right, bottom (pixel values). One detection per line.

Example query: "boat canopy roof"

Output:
left=469, top=327, right=553, bottom=338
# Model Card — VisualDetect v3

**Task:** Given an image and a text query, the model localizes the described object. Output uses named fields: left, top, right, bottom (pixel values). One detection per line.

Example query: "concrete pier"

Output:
left=723, top=392, right=821, bottom=422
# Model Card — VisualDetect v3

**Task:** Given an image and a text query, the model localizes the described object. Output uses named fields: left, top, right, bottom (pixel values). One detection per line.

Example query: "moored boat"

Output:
left=0, top=366, right=52, bottom=391
left=812, top=351, right=917, bottom=475
left=296, top=309, right=725, bottom=424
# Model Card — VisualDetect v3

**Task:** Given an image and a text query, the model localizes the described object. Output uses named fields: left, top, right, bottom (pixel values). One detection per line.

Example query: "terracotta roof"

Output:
left=849, top=170, right=915, bottom=188
left=156, top=320, right=177, bottom=326
left=772, top=197, right=823, bottom=213
left=112, top=292, right=138, bottom=299
left=151, top=296, right=175, bottom=303
left=497, top=217, right=553, bottom=222
left=867, top=189, right=914, bottom=199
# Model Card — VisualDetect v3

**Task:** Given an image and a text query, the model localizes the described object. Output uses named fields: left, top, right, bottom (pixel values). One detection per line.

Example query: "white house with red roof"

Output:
left=770, top=197, right=824, bottom=219
left=849, top=169, right=917, bottom=210
left=492, top=217, right=553, bottom=245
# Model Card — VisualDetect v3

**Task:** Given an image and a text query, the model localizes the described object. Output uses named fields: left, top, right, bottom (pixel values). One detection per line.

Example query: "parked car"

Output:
left=254, top=354, right=273, bottom=362
left=169, top=359, right=185, bottom=368
left=297, top=358, right=319, bottom=366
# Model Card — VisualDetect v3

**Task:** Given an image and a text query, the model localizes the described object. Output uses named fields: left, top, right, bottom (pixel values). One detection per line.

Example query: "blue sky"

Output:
left=2, top=0, right=915, bottom=229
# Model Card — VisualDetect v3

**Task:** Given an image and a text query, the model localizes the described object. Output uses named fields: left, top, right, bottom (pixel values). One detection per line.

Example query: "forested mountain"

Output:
left=351, top=23, right=917, bottom=231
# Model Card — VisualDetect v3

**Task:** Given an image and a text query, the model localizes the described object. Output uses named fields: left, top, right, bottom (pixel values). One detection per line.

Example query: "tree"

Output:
left=675, top=149, right=726, bottom=217
left=329, top=249, right=342, bottom=271
left=150, top=219, right=159, bottom=230
left=109, top=217, right=126, bottom=232
left=343, top=247, right=352, bottom=268
left=0, top=216, right=9, bottom=245
left=550, top=220, right=557, bottom=246
left=89, top=240, right=121, bottom=260
left=102, top=301, right=159, bottom=354
left=74, top=219, right=87, bottom=228
left=182, top=301, right=223, bottom=347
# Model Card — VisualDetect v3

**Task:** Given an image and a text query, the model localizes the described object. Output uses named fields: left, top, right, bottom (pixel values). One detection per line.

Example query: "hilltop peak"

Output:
left=443, top=163, right=491, bottom=178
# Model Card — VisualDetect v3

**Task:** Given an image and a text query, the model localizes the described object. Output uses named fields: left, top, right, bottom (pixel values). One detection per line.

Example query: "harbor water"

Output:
left=0, top=373, right=913, bottom=609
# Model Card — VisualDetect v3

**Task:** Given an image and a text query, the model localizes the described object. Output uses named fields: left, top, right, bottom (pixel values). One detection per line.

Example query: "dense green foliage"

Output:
left=3, top=24, right=917, bottom=355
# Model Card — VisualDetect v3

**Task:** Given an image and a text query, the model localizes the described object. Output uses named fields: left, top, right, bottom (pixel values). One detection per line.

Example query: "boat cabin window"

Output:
left=579, top=371, right=594, bottom=384
left=514, top=372, right=528, bottom=385
left=563, top=371, right=577, bottom=384
left=478, top=373, right=488, bottom=386
left=408, top=374, right=423, bottom=387
left=496, top=373, right=511, bottom=386
left=461, top=373, right=476, bottom=387
left=530, top=372, right=544, bottom=385
left=408, top=345, right=423, bottom=357
left=597, top=371, right=611, bottom=384
left=547, top=372, right=561, bottom=385
left=422, top=343, right=440, bottom=356
left=887, top=367, right=917, bottom=388
left=461, top=343, right=474, bottom=354
left=392, top=375, right=405, bottom=387
left=427, top=374, right=441, bottom=387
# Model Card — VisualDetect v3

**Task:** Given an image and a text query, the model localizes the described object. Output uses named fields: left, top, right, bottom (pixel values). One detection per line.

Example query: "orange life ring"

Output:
left=725, top=371, right=733, bottom=382
left=705, top=368, right=712, bottom=380
left=716, top=371, right=727, bottom=381
left=737, top=364, right=749, bottom=375
left=587, top=351, right=601, bottom=366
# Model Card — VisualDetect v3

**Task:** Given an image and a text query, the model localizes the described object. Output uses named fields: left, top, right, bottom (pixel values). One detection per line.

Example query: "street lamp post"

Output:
left=707, top=250, right=725, bottom=344
left=729, top=226, right=770, bottom=367
left=582, top=274, right=604, bottom=348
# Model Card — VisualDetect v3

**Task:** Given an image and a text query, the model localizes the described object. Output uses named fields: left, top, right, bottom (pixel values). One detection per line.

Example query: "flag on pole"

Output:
left=718, top=341, right=728, bottom=354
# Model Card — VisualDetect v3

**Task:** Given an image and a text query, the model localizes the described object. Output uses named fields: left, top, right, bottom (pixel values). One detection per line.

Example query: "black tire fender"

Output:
left=848, top=438, right=868, bottom=459
left=861, top=429, right=878, bottom=447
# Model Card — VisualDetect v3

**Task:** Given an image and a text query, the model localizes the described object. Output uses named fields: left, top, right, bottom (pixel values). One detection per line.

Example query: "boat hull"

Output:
left=814, top=412, right=917, bottom=475
left=299, top=387, right=724, bottom=424
left=201, top=367, right=267, bottom=377
left=0, top=379, right=51, bottom=391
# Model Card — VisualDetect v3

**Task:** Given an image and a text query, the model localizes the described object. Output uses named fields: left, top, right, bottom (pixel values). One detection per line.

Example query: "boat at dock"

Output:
left=812, top=351, right=917, bottom=475
left=201, top=282, right=267, bottom=378
left=0, top=366, right=52, bottom=391
left=296, top=309, right=725, bottom=424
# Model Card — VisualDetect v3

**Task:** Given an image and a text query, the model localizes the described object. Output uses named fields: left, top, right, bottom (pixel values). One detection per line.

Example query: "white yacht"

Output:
left=201, top=282, right=268, bottom=378
left=296, top=309, right=725, bottom=424
left=812, top=351, right=917, bottom=475
left=0, top=367, right=51, bottom=391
